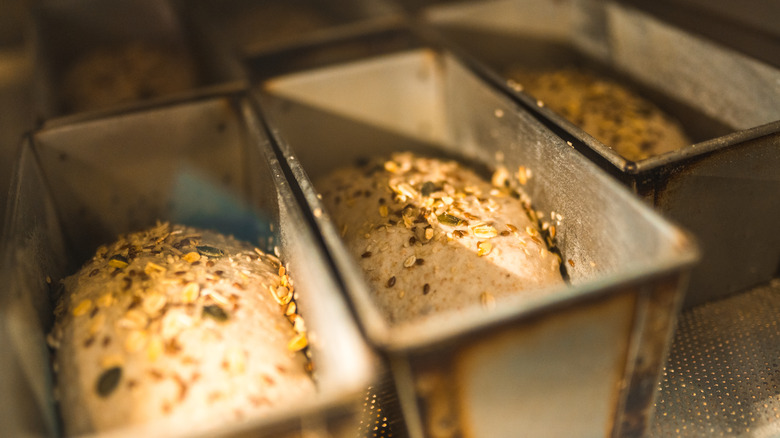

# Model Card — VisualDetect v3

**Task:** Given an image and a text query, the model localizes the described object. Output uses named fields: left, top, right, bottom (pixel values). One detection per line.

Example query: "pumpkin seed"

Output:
left=437, top=213, right=463, bottom=226
left=196, top=245, right=224, bottom=258
left=96, top=366, right=122, bottom=397
left=203, top=305, right=228, bottom=322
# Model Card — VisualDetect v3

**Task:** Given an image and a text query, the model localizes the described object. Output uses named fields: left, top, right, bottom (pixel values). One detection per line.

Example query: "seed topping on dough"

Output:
left=96, top=366, right=122, bottom=398
left=196, top=245, right=224, bottom=258
left=73, top=299, right=93, bottom=317
left=437, top=213, right=464, bottom=227
left=50, top=221, right=315, bottom=428
left=202, top=304, right=229, bottom=322
left=108, top=255, right=129, bottom=269
left=317, top=152, right=565, bottom=323
left=477, top=241, right=492, bottom=257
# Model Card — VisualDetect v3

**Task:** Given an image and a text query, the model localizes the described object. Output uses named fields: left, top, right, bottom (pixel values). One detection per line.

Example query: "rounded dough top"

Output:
left=49, top=222, right=314, bottom=436
left=317, top=152, right=565, bottom=324
left=506, top=68, right=691, bottom=161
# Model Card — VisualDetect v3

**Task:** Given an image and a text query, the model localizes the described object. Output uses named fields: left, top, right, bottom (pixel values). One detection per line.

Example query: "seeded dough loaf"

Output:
left=48, top=222, right=313, bottom=436
left=62, top=43, right=197, bottom=112
left=316, top=152, right=565, bottom=324
left=506, top=68, right=690, bottom=161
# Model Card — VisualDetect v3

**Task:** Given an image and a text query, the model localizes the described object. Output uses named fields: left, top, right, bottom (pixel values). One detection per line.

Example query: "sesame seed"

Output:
left=285, top=301, right=297, bottom=316
left=287, top=333, right=307, bottom=352
left=124, top=330, right=147, bottom=353
left=361, top=251, right=372, bottom=258
left=386, top=276, right=396, bottom=288
left=423, top=284, right=430, bottom=295
left=182, top=252, right=200, bottom=264
left=480, top=292, right=496, bottom=310
left=72, top=299, right=93, bottom=317
left=180, top=280, right=201, bottom=301
left=477, top=241, right=492, bottom=256
left=517, top=166, right=528, bottom=185
left=404, top=255, right=416, bottom=268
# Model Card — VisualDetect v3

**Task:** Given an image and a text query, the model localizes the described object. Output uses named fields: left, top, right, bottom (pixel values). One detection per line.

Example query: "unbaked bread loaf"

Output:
left=62, top=43, right=197, bottom=112
left=506, top=68, right=691, bottom=161
left=316, top=152, right=565, bottom=324
left=47, top=222, right=313, bottom=436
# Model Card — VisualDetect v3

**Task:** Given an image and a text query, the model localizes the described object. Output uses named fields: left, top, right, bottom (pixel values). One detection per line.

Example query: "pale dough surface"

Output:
left=49, top=222, right=313, bottom=436
left=507, top=68, right=691, bottom=161
left=317, top=152, right=565, bottom=324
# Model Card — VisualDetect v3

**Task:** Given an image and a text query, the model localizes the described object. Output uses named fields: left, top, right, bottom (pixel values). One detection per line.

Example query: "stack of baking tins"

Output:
left=417, top=0, right=780, bottom=437
left=0, top=0, right=776, bottom=437
left=2, top=0, right=388, bottom=436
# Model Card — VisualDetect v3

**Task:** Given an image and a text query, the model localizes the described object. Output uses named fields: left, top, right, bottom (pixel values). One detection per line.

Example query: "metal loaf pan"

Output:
left=0, top=94, right=374, bottom=437
left=258, top=47, right=698, bottom=438
left=420, top=0, right=780, bottom=308
left=32, top=0, right=247, bottom=126
left=186, top=0, right=406, bottom=59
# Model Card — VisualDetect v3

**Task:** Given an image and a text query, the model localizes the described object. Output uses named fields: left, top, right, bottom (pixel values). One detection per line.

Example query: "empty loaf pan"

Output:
left=187, top=0, right=405, bottom=58
left=0, top=95, right=374, bottom=437
left=32, top=0, right=247, bottom=125
left=422, top=0, right=780, bottom=308
left=258, top=47, right=698, bottom=438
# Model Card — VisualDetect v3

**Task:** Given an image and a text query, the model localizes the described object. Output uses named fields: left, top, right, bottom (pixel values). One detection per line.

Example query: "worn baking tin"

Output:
left=259, top=47, right=698, bottom=438
left=421, top=0, right=780, bottom=308
left=0, top=95, right=374, bottom=437
left=32, top=0, right=247, bottom=126
left=649, top=277, right=780, bottom=438
left=187, top=0, right=405, bottom=59
left=244, top=26, right=424, bottom=82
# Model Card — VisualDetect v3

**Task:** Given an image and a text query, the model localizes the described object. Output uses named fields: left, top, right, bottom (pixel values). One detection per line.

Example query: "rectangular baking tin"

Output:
left=32, top=0, right=248, bottom=127
left=422, top=0, right=780, bottom=308
left=259, top=47, right=698, bottom=438
left=188, top=0, right=406, bottom=59
left=0, top=94, right=374, bottom=437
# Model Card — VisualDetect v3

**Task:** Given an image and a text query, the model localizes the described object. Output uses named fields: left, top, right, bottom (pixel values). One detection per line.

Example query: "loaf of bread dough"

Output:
left=316, top=152, right=565, bottom=324
left=48, top=222, right=313, bottom=436
left=506, top=68, right=691, bottom=161
left=62, top=43, right=197, bottom=112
